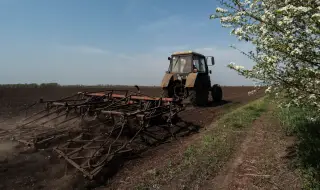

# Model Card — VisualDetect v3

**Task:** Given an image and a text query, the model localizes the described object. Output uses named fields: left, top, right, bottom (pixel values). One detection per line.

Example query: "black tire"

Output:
left=211, top=84, right=223, bottom=102
left=189, top=87, right=209, bottom=107
left=162, top=85, right=174, bottom=98
left=162, top=88, right=170, bottom=98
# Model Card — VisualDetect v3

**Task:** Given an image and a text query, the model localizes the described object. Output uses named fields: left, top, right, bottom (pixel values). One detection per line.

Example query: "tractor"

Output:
left=161, top=50, right=223, bottom=106
left=10, top=50, right=223, bottom=179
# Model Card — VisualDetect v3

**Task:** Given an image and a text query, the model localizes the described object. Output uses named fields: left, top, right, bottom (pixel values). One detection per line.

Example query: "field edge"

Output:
left=272, top=102, right=320, bottom=189
left=128, top=96, right=269, bottom=189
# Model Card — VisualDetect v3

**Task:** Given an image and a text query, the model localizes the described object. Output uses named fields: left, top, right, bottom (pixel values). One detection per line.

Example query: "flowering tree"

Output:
left=210, top=0, right=320, bottom=112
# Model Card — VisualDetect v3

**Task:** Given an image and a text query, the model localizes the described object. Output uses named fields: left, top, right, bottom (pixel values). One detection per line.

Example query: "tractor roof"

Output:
left=171, top=50, right=204, bottom=57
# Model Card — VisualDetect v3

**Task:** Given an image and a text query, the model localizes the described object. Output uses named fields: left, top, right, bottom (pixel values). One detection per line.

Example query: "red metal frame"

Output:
left=86, top=92, right=174, bottom=102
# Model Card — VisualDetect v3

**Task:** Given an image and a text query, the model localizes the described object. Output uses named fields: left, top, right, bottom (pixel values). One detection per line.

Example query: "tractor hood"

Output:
left=161, top=72, right=198, bottom=88
left=170, top=72, right=189, bottom=80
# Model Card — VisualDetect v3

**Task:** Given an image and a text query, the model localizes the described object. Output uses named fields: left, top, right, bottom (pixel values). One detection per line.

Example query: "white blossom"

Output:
left=312, top=13, right=320, bottom=19
left=228, top=62, right=245, bottom=70
left=265, top=86, right=272, bottom=93
left=248, top=89, right=257, bottom=96
left=216, top=7, right=228, bottom=13
left=307, top=117, right=316, bottom=122
left=211, top=0, right=320, bottom=114
left=309, top=94, right=316, bottom=100
left=221, top=16, right=233, bottom=22
left=235, top=65, right=244, bottom=70
left=283, top=16, right=293, bottom=24
left=291, top=48, right=302, bottom=55
left=234, top=28, right=245, bottom=35
left=296, top=6, right=312, bottom=12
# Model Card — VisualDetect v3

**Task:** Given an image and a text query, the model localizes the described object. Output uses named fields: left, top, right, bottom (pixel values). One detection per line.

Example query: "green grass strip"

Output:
left=135, top=97, right=268, bottom=189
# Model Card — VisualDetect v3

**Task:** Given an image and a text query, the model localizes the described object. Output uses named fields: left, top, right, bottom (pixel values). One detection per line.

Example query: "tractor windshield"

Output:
left=169, top=55, right=192, bottom=73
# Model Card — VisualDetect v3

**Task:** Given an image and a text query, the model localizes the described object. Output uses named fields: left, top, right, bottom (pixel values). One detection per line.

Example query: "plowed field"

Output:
left=0, top=86, right=265, bottom=190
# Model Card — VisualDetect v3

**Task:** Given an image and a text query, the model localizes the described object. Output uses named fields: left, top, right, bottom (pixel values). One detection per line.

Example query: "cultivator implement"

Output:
left=15, top=88, right=185, bottom=179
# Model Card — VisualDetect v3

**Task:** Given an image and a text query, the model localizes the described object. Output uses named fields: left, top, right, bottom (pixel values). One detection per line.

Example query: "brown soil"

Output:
left=0, top=86, right=265, bottom=190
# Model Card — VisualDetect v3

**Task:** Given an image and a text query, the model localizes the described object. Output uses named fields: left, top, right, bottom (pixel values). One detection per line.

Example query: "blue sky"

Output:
left=0, top=0, right=255, bottom=86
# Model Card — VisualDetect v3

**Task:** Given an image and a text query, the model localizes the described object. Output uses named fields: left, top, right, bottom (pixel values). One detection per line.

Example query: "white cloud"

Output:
left=115, top=53, right=135, bottom=60
left=154, top=45, right=190, bottom=53
left=0, top=43, right=256, bottom=86
left=56, top=44, right=109, bottom=54
left=137, top=15, right=207, bottom=34
left=137, top=15, right=182, bottom=32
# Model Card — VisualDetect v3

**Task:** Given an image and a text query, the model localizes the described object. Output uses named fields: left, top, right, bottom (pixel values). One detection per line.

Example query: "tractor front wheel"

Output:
left=211, top=84, right=223, bottom=102
left=162, top=85, right=174, bottom=98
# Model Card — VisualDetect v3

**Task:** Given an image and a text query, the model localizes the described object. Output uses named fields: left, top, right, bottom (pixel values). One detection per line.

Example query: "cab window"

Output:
left=193, top=56, right=206, bottom=73
left=199, top=57, right=207, bottom=72
left=170, top=55, right=192, bottom=73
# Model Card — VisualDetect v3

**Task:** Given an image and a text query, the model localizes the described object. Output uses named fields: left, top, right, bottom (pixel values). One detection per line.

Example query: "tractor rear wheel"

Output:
left=211, top=84, right=222, bottom=102
left=189, top=87, right=209, bottom=107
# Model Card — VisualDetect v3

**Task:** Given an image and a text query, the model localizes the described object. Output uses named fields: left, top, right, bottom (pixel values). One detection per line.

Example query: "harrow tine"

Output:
left=14, top=88, right=186, bottom=180
left=39, top=112, right=68, bottom=125
left=54, top=147, right=94, bottom=178
left=43, top=93, right=82, bottom=103
left=0, top=101, right=39, bottom=124
left=54, top=115, right=81, bottom=127
left=90, top=122, right=126, bottom=166
left=22, top=108, right=49, bottom=122
left=66, top=135, right=105, bottom=158
left=19, top=107, right=65, bottom=127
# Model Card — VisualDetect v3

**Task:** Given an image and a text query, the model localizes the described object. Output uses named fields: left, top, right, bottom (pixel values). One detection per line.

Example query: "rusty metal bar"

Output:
left=54, top=148, right=93, bottom=178
left=39, top=93, right=83, bottom=103
left=21, top=108, right=49, bottom=122
left=19, top=107, right=65, bottom=127
left=14, top=87, right=186, bottom=181
left=54, top=115, right=81, bottom=127
left=40, top=112, right=68, bottom=125
left=87, top=92, right=175, bottom=102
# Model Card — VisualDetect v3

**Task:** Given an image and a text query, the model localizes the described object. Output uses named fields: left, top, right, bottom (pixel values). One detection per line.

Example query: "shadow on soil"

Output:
left=207, top=100, right=232, bottom=107
left=0, top=148, right=63, bottom=190
left=66, top=120, right=200, bottom=189
left=183, top=100, right=232, bottom=109
left=0, top=119, right=201, bottom=190
left=81, top=119, right=202, bottom=189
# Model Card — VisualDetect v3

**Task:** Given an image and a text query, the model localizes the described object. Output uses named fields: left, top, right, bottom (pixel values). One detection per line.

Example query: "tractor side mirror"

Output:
left=206, top=56, right=215, bottom=66
left=168, top=57, right=171, bottom=61
left=209, top=70, right=212, bottom=74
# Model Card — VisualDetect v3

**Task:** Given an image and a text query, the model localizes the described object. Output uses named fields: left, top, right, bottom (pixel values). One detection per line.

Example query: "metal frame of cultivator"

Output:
left=16, top=89, right=185, bottom=179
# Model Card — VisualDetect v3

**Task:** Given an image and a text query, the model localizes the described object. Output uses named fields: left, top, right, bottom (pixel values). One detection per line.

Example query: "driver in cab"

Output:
left=192, top=60, right=199, bottom=73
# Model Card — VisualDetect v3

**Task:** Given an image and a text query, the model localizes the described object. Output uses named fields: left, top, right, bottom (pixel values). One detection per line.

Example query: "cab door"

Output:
left=192, top=55, right=210, bottom=89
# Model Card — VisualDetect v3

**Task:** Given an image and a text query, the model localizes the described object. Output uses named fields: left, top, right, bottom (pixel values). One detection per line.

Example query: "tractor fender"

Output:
left=185, top=73, right=198, bottom=88
left=160, top=73, right=174, bottom=88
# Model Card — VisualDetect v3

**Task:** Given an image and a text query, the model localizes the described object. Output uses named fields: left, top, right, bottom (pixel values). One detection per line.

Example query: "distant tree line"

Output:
left=0, top=83, right=258, bottom=89
left=0, top=83, right=60, bottom=88
left=0, top=83, right=161, bottom=88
